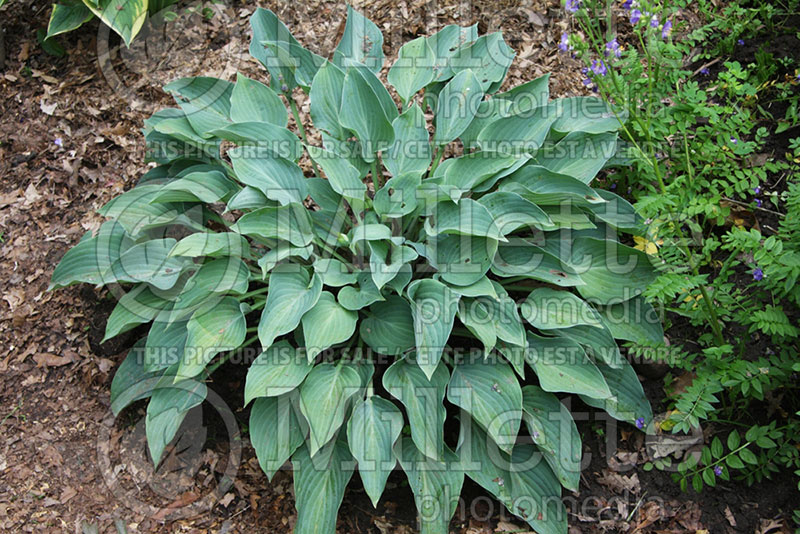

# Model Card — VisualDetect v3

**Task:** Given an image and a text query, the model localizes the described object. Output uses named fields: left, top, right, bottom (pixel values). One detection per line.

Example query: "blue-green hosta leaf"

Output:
left=539, top=205, right=597, bottom=230
left=176, top=297, right=246, bottom=379
left=477, top=191, right=553, bottom=235
left=144, top=316, right=187, bottom=372
left=407, top=279, right=460, bottom=379
left=383, top=356, right=450, bottom=460
left=551, top=96, right=622, bottom=135
left=333, top=5, right=384, bottom=74
left=425, top=198, right=506, bottom=242
left=395, top=438, right=464, bottom=534
left=104, top=284, right=174, bottom=341
left=374, top=172, right=421, bottom=218
left=229, top=73, right=288, bottom=126
left=447, top=356, right=522, bottom=453
left=110, top=239, right=188, bottom=290
left=46, top=3, right=92, bottom=39
left=167, top=257, right=250, bottom=321
left=228, top=147, right=307, bottom=206
left=169, top=232, right=250, bottom=258
left=110, top=340, right=157, bottom=415
left=307, top=145, right=366, bottom=202
left=456, top=418, right=513, bottom=503
left=258, top=265, right=322, bottom=349
left=421, top=234, right=498, bottom=287
left=552, top=322, right=623, bottom=368
left=250, top=392, right=308, bottom=481
left=488, top=282, right=526, bottom=347
left=164, top=77, right=233, bottom=137
left=521, top=385, right=581, bottom=491
left=313, top=258, right=358, bottom=287
left=521, top=287, right=603, bottom=330
left=440, top=150, right=518, bottom=192
left=388, top=36, right=436, bottom=103
left=347, top=397, right=403, bottom=507
left=525, top=333, right=611, bottom=399
left=152, top=170, right=238, bottom=204
left=83, top=0, right=148, bottom=46
left=368, top=241, right=419, bottom=290
left=359, top=296, right=415, bottom=356
left=384, top=104, right=432, bottom=179
left=570, top=237, right=657, bottom=305
left=338, top=272, right=384, bottom=311
left=339, top=67, right=395, bottom=162
left=433, top=69, right=483, bottom=146
left=50, top=221, right=132, bottom=289
left=449, top=33, right=515, bottom=92
left=425, top=23, right=479, bottom=83
left=584, top=189, right=642, bottom=231
left=146, top=378, right=207, bottom=466
left=470, top=153, right=534, bottom=194
left=299, top=363, right=362, bottom=455
left=386, top=263, right=413, bottom=295
left=98, top=184, right=198, bottom=237
left=442, top=276, right=498, bottom=298
left=508, top=444, right=568, bottom=534
left=495, top=74, right=551, bottom=113
left=580, top=358, right=653, bottom=425
left=476, top=103, right=557, bottom=155
left=348, top=223, right=394, bottom=249
left=244, top=341, right=313, bottom=405
left=596, top=295, right=664, bottom=343
left=459, top=98, right=513, bottom=151
left=292, top=441, right=355, bottom=534
left=257, top=244, right=313, bottom=277
left=537, top=131, right=619, bottom=184
left=458, top=298, right=497, bottom=352
left=249, top=8, right=305, bottom=92
left=231, top=203, right=314, bottom=247
left=310, top=61, right=347, bottom=139
left=301, top=292, right=358, bottom=361
left=211, top=122, right=302, bottom=161
left=491, top=238, right=583, bottom=287
left=499, top=165, right=605, bottom=205
left=262, top=40, right=326, bottom=90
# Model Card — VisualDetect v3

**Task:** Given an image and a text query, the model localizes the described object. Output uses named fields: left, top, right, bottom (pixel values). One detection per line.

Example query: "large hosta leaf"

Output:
left=146, top=378, right=208, bottom=466
left=84, top=0, right=148, bottom=46
left=333, top=5, right=384, bottom=74
left=229, top=73, right=288, bottom=126
left=596, top=295, right=664, bottom=343
left=168, top=257, right=250, bottom=320
left=176, top=297, right=246, bottom=379
left=250, top=392, right=308, bottom=480
left=538, top=131, right=618, bottom=184
left=301, top=292, right=358, bottom=361
left=339, top=67, right=395, bottom=162
left=383, top=356, right=449, bottom=460
left=447, top=356, right=522, bottom=453
left=368, top=241, right=419, bottom=290
left=424, top=234, right=498, bottom=287
left=347, top=397, right=403, bottom=506
left=359, top=296, right=415, bottom=355
left=170, top=232, right=250, bottom=259
left=244, top=341, right=313, bottom=405
left=50, top=221, right=132, bottom=289
left=476, top=103, right=556, bottom=155
left=580, top=358, right=653, bottom=425
left=338, top=272, right=384, bottom=311
left=258, top=265, right=322, bottom=349
left=395, top=438, right=464, bottom=534
left=307, top=146, right=366, bottom=202
left=525, top=333, right=611, bottom=399
left=292, top=441, right=355, bottom=534
left=388, top=36, right=435, bottom=103
left=104, top=284, right=173, bottom=341
left=448, top=33, right=515, bottom=92
left=310, top=61, right=347, bottom=138
left=47, top=2, right=92, bottom=39
left=407, top=279, right=460, bottom=379
left=551, top=96, right=622, bottom=135
left=299, top=363, right=362, bottom=455
left=211, top=122, right=302, bottom=161
left=521, top=386, right=581, bottom=491
left=229, top=147, right=308, bottom=206
left=110, top=238, right=188, bottom=290
left=433, top=69, right=483, bottom=146
left=249, top=8, right=307, bottom=92
left=491, top=238, right=583, bottom=287
left=570, top=237, right=657, bottom=305
left=383, top=104, right=432, bottom=178
left=425, top=198, right=506, bottom=242
left=477, top=191, right=553, bottom=235
left=521, top=287, right=603, bottom=330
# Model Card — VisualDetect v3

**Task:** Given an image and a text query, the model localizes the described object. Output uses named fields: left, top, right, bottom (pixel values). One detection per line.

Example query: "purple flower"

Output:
left=622, top=0, right=632, bottom=9
left=559, top=32, right=570, bottom=52
left=582, top=78, right=592, bottom=87
left=737, top=39, right=745, bottom=46
left=280, top=84, right=289, bottom=93
left=650, top=15, right=659, bottom=28
left=753, top=186, right=761, bottom=194
left=714, top=465, right=723, bottom=476
left=565, top=0, right=581, bottom=12
left=54, top=138, right=63, bottom=147
left=630, top=8, right=642, bottom=24
left=605, top=38, right=622, bottom=58
left=796, top=73, right=800, bottom=82
left=662, top=20, right=672, bottom=39
left=755, top=199, right=763, bottom=208
left=591, top=59, right=608, bottom=77
left=700, top=67, right=710, bottom=75
left=730, top=137, right=737, bottom=144
left=635, top=417, right=645, bottom=429
left=610, top=183, right=617, bottom=189
left=753, top=267, right=764, bottom=281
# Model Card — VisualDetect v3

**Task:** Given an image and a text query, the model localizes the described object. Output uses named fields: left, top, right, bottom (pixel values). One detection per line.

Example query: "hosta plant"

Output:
left=51, top=7, right=663, bottom=534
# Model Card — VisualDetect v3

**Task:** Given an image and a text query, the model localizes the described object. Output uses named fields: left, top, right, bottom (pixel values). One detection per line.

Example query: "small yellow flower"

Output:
left=634, top=235, right=663, bottom=255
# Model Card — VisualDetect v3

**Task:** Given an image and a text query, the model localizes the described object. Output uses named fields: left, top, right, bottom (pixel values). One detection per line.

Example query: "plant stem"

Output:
left=207, top=334, right=259, bottom=375
left=238, top=286, right=270, bottom=300
left=289, top=96, right=322, bottom=178
left=428, top=146, right=445, bottom=177
left=372, top=158, right=383, bottom=190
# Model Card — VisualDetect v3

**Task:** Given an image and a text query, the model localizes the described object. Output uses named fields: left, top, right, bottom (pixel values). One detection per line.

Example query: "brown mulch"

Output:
left=0, top=0, right=794, bottom=533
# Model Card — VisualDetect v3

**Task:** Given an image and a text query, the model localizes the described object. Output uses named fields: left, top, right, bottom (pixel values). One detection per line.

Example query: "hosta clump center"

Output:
left=51, top=7, right=663, bottom=534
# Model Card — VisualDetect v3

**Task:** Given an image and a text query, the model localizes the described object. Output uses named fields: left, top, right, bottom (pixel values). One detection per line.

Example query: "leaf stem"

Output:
left=428, top=146, right=445, bottom=177
left=238, top=286, right=270, bottom=300
left=289, top=96, right=322, bottom=178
